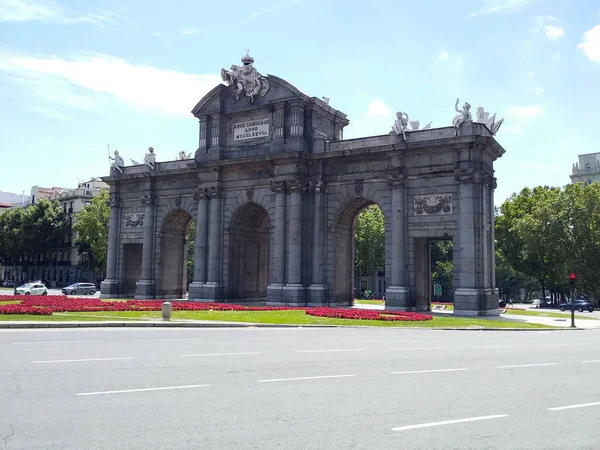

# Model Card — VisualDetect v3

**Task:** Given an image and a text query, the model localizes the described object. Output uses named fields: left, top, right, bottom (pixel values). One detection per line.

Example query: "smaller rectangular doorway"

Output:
left=414, top=238, right=454, bottom=310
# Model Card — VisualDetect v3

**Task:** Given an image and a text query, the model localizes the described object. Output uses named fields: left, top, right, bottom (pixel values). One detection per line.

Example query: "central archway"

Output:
left=228, top=203, right=271, bottom=301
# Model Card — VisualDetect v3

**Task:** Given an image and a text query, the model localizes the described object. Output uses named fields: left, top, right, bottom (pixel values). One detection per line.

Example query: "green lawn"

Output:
left=0, top=300, right=21, bottom=305
left=354, top=300, right=385, bottom=305
left=504, top=308, right=598, bottom=320
left=0, top=309, right=554, bottom=328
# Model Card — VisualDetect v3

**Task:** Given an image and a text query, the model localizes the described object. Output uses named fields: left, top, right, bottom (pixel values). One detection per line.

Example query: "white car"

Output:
left=15, top=282, right=48, bottom=296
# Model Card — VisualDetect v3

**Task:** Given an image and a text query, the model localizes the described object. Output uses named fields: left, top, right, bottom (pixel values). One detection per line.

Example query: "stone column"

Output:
left=267, top=181, right=286, bottom=304
left=198, top=117, right=208, bottom=150
left=100, top=197, right=120, bottom=298
left=385, top=171, right=410, bottom=310
left=135, top=195, right=156, bottom=299
left=282, top=177, right=305, bottom=305
left=273, top=105, right=285, bottom=141
left=188, top=188, right=209, bottom=300
left=307, top=175, right=326, bottom=305
left=453, top=168, right=499, bottom=317
left=288, top=104, right=304, bottom=137
left=203, top=185, right=223, bottom=299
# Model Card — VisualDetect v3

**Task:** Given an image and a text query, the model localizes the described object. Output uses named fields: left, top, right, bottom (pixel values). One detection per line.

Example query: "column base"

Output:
left=201, top=282, right=223, bottom=300
left=188, top=282, right=205, bottom=301
left=307, top=284, right=327, bottom=306
left=282, top=284, right=306, bottom=306
left=266, top=284, right=284, bottom=305
left=135, top=280, right=155, bottom=299
left=453, top=288, right=500, bottom=316
left=385, top=286, right=411, bottom=309
left=100, top=279, right=120, bottom=298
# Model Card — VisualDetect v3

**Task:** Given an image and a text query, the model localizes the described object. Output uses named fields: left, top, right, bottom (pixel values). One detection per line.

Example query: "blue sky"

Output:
left=0, top=0, right=599, bottom=205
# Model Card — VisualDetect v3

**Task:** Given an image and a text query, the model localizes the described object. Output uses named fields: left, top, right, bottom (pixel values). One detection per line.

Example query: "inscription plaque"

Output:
left=234, top=118, right=270, bottom=141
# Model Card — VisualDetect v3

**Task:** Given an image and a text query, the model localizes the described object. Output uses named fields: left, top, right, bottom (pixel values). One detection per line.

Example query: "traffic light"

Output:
left=569, top=273, right=576, bottom=288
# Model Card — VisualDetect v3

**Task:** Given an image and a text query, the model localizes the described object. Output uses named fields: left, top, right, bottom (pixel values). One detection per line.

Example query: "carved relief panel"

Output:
left=414, top=194, right=453, bottom=216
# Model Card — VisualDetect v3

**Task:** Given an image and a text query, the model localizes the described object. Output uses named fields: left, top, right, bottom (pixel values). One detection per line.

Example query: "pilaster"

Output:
left=385, top=171, right=410, bottom=309
left=135, top=194, right=156, bottom=299
left=267, top=181, right=287, bottom=304
left=100, top=196, right=120, bottom=298
left=189, top=187, right=209, bottom=300
left=307, top=175, right=327, bottom=306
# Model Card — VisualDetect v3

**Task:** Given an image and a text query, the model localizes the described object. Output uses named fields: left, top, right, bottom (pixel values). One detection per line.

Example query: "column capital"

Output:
left=386, top=170, right=405, bottom=188
left=193, top=187, right=209, bottom=201
left=287, top=175, right=307, bottom=193
left=270, top=180, right=286, bottom=194
left=140, top=195, right=154, bottom=206
left=208, top=184, right=222, bottom=198
left=106, top=197, right=118, bottom=208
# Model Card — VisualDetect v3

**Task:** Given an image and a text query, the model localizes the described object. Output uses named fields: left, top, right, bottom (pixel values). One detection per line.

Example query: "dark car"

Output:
left=559, top=300, right=594, bottom=313
left=62, top=283, right=97, bottom=296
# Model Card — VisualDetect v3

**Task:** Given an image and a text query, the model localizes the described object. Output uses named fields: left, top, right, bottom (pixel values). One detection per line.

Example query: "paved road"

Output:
left=2, top=328, right=600, bottom=449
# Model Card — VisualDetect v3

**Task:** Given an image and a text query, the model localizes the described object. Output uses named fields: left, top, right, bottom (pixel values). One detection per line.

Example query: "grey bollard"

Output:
left=162, top=302, right=172, bottom=321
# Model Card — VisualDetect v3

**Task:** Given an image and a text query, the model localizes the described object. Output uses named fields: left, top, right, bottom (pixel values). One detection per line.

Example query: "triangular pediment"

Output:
left=191, top=75, right=310, bottom=118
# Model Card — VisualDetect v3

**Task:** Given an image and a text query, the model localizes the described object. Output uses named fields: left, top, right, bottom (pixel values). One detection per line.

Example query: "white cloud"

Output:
left=178, top=27, right=201, bottom=35
left=0, top=0, right=122, bottom=28
left=533, top=86, right=545, bottom=95
left=241, top=0, right=301, bottom=23
left=438, top=50, right=449, bottom=61
left=0, top=51, right=221, bottom=116
left=367, top=99, right=391, bottom=117
left=544, top=25, right=564, bottom=40
left=29, top=106, right=71, bottom=121
left=577, top=25, right=600, bottom=62
left=509, top=105, right=544, bottom=118
left=468, top=0, right=538, bottom=18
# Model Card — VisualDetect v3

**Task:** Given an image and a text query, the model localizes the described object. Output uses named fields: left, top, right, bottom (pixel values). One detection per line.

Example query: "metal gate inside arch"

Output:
left=100, top=54, right=505, bottom=316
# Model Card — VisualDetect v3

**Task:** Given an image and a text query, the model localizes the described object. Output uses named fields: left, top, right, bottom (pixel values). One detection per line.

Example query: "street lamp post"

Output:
left=569, top=273, right=576, bottom=328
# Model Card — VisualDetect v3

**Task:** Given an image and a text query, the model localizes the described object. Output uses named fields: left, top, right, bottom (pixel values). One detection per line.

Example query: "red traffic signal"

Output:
left=570, top=273, right=576, bottom=280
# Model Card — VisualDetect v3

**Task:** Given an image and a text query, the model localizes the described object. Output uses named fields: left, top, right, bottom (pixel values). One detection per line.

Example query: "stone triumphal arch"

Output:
left=101, top=53, right=505, bottom=316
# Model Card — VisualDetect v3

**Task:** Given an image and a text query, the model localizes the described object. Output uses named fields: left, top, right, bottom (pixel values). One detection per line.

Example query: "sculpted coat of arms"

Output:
left=221, top=51, right=270, bottom=105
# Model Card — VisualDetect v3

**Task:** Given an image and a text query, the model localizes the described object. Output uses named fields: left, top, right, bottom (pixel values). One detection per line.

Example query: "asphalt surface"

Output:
left=2, top=327, right=600, bottom=449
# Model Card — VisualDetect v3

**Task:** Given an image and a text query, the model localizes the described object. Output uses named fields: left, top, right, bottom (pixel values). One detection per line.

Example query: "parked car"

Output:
left=62, top=283, right=97, bottom=296
left=15, top=282, right=48, bottom=296
left=559, top=300, right=594, bottom=313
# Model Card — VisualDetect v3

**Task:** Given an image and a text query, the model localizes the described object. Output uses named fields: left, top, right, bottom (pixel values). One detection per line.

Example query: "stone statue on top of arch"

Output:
left=221, top=51, right=270, bottom=105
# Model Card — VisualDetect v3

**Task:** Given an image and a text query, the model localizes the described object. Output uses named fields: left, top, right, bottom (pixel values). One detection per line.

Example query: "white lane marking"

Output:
left=136, top=338, right=205, bottom=342
left=575, top=337, right=600, bottom=341
left=496, top=363, right=558, bottom=369
left=473, top=345, right=517, bottom=349
left=391, top=347, right=448, bottom=351
left=541, top=344, right=571, bottom=347
left=33, top=357, right=133, bottom=364
left=259, top=374, right=356, bottom=383
left=12, top=340, right=99, bottom=345
left=549, top=402, right=600, bottom=411
left=180, top=352, right=261, bottom=357
left=296, top=349, right=364, bottom=353
left=392, top=368, right=467, bottom=375
left=392, top=414, right=509, bottom=431
left=77, top=384, right=210, bottom=396
left=582, top=360, right=600, bottom=363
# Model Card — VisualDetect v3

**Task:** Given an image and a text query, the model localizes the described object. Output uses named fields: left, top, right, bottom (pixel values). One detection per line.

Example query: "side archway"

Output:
left=158, top=209, right=193, bottom=299
left=227, top=202, right=271, bottom=301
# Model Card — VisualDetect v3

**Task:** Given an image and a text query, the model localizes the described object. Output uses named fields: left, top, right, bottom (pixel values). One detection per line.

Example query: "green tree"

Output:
left=354, top=205, right=385, bottom=278
left=430, top=240, right=453, bottom=296
left=561, top=182, right=600, bottom=301
left=74, top=190, right=110, bottom=273
left=496, top=186, right=569, bottom=302
left=21, top=199, right=68, bottom=272
left=0, top=207, right=25, bottom=268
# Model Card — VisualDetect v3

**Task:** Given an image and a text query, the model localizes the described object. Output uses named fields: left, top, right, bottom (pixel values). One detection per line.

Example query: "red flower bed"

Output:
left=0, top=296, right=432, bottom=321
left=0, top=295, right=305, bottom=315
left=306, top=307, right=432, bottom=322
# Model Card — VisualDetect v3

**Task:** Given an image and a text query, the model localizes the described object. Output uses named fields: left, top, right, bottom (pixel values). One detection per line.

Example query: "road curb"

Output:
left=0, top=321, right=590, bottom=330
